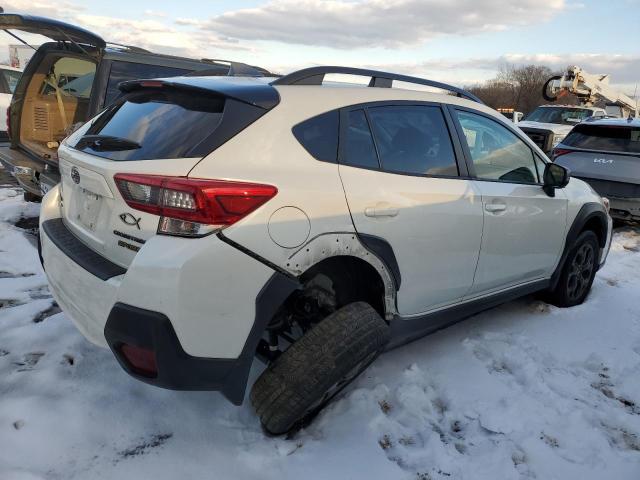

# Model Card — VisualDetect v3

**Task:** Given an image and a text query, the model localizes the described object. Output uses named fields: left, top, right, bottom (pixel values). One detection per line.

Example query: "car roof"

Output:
left=121, top=73, right=505, bottom=120
left=538, top=104, right=601, bottom=110
left=581, top=117, right=640, bottom=127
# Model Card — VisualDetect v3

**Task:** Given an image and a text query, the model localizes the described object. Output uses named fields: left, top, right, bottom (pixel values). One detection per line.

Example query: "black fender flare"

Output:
left=550, top=202, right=608, bottom=290
left=357, top=233, right=401, bottom=290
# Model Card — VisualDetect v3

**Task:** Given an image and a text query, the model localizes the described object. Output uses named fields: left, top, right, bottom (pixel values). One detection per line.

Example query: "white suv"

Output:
left=39, top=67, right=612, bottom=434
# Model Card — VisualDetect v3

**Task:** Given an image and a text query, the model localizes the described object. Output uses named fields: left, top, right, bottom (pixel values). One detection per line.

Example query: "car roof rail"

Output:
left=106, top=42, right=151, bottom=53
left=271, top=66, right=483, bottom=103
left=198, top=58, right=273, bottom=77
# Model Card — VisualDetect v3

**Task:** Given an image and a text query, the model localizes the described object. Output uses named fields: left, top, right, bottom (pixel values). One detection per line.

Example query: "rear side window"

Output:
left=343, top=109, right=379, bottom=169
left=72, top=90, right=224, bottom=161
left=367, top=105, right=458, bottom=176
left=104, top=61, right=190, bottom=106
left=563, top=124, right=640, bottom=154
left=292, top=110, right=339, bottom=162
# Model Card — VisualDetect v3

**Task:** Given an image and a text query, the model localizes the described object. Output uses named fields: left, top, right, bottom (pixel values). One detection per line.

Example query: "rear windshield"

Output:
left=563, top=124, right=640, bottom=154
left=71, top=90, right=224, bottom=160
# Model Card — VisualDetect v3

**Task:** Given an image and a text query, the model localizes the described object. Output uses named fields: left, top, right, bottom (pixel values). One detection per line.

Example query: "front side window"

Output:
left=104, top=61, right=190, bottom=106
left=456, top=110, right=540, bottom=184
left=367, top=105, right=457, bottom=176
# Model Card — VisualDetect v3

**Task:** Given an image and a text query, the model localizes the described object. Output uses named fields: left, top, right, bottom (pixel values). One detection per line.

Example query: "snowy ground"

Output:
left=0, top=170, right=639, bottom=480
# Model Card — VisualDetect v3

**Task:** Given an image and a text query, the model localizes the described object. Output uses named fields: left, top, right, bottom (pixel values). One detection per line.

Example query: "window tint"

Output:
left=1, top=69, right=21, bottom=93
left=72, top=90, right=224, bottom=161
left=104, top=61, right=190, bottom=106
left=343, top=109, right=379, bottom=169
left=368, top=105, right=458, bottom=176
left=456, top=110, right=539, bottom=184
left=292, top=110, right=339, bottom=162
left=563, top=124, right=640, bottom=154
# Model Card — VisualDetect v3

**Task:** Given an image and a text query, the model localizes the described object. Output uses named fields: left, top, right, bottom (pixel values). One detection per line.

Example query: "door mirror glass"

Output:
left=543, top=163, right=569, bottom=195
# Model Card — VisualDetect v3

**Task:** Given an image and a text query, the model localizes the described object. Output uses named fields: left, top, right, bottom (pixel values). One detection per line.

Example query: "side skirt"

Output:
left=387, top=279, right=549, bottom=350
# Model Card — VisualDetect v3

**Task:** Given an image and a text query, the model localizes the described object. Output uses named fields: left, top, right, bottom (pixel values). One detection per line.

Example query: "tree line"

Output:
left=465, top=64, right=578, bottom=115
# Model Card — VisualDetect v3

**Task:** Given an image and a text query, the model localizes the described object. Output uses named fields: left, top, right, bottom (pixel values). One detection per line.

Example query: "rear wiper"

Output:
left=77, top=135, right=141, bottom=151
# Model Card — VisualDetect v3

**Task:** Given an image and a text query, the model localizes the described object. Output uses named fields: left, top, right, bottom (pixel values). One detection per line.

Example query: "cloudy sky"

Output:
left=1, top=0, right=639, bottom=91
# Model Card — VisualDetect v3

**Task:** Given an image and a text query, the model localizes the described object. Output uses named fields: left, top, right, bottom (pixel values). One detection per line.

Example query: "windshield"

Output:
left=563, top=124, right=640, bottom=154
left=524, top=107, right=593, bottom=125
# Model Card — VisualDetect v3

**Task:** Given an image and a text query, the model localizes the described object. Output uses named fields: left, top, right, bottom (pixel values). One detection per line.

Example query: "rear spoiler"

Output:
left=118, top=77, right=280, bottom=110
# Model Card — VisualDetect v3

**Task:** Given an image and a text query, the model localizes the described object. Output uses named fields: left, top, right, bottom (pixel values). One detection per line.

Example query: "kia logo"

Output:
left=70, top=166, right=80, bottom=184
left=593, top=158, right=613, bottom=164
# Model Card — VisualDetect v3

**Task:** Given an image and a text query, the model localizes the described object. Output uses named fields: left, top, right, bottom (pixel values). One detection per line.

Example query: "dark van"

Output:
left=0, top=14, right=269, bottom=200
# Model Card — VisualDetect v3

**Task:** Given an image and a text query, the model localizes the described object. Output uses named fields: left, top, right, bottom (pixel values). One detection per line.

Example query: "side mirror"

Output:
left=513, top=111, right=524, bottom=123
left=543, top=163, right=570, bottom=197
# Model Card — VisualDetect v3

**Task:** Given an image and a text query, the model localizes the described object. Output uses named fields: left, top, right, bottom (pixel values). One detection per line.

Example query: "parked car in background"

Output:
left=517, top=104, right=607, bottom=154
left=39, top=66, right=612, bottom=435
left=0, top=13, right=269, bottom=201
left=553, top=117, right=640, bottom=223
left=0, top=65, right=21, bottom=140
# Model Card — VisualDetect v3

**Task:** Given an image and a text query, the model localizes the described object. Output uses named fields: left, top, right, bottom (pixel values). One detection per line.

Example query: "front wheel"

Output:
left=250, top=302, right=390, bottom=435
left=546, top=230, right=599, bottom=307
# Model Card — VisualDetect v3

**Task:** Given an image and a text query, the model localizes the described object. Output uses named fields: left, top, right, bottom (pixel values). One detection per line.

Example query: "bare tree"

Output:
left=466, top=64, right=576, bottom=114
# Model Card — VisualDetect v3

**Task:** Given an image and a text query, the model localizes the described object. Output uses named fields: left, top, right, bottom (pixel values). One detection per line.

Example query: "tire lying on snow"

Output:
left=251, top=301, right=390, bottom=435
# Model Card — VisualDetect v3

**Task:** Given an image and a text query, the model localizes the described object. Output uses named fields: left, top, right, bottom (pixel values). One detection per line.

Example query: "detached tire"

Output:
left=546, top=230, right=599, bottom=307
left=251, top=302, right=390, bottom=435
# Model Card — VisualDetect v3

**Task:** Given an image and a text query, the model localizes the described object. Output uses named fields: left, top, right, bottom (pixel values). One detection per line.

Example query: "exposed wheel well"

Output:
left=299, top=256, right=386, bottom=317
left=580, top=215, right=607, bottom=248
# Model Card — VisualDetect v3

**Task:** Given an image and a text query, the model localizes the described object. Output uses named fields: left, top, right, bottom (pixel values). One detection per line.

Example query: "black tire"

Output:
left=542, top=75, right=562, bottom=102
left=250, top=302, right=390, bottom=435
left=546, top=230, right=599, bottom=307
left=23, top=191, right=41, bottom=203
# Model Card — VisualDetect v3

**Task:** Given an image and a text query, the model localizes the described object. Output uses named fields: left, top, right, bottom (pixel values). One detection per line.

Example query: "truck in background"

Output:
left=517, top=66, right=639, bottom=155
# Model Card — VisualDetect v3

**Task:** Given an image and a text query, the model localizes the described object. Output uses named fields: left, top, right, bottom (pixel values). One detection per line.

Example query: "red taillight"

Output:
left=551, top=148, right=572, bottom=161
left=120, top=344, right=157, bottom=377
left=114, top=174, right=277, bottom=236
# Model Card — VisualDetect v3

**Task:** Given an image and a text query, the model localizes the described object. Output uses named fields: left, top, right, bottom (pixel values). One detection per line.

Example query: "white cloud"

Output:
left=0, top=0, right=252, bottom=59
left=204, top=0, right=567, bottom=49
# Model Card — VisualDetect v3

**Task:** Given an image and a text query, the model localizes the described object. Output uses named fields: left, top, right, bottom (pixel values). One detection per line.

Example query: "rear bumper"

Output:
left=40, top=184, right=298, bottom=403
left=0, top=145, right=44, bottom=196
left=608, top=197, right=640, bottom=222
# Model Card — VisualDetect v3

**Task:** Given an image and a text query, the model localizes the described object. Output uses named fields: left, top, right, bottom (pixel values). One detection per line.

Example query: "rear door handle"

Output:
left=484, top=202, right=506, bottom=213
left=365, top=203, right=399, bottom=218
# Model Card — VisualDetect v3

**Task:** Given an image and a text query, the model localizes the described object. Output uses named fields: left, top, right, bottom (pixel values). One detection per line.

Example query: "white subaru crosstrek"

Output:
left=39, top=67, right=612, bottom=434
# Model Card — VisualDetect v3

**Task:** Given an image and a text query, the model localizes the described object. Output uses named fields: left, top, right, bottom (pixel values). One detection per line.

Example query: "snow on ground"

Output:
left=0, top=172, right=639, bottom=479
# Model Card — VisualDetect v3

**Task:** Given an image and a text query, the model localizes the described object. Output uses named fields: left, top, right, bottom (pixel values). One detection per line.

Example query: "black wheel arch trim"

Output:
left=550, top=202, right=608, bottom=290
left=104, top=272, right=300, bottom=404
left=357, top=233, right=401, bottom=289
